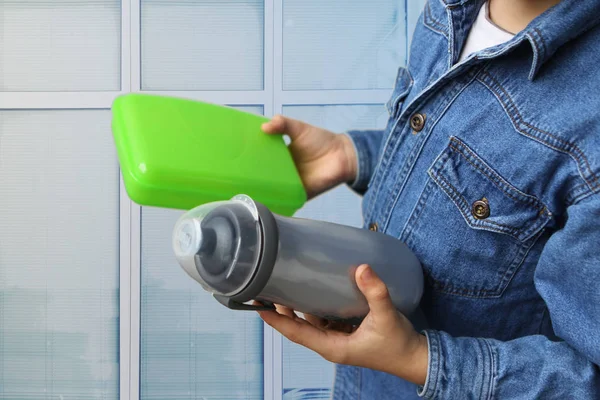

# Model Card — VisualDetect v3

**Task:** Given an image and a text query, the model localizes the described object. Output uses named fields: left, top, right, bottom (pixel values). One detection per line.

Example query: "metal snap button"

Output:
left=410, top=113, right=426, bottom=133
left=368, top=222, right=378, bottom=232
left=472, top=198, right=490, bottom=220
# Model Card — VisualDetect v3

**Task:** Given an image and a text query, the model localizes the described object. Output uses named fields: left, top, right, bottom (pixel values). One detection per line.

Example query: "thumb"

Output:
left=261, top=115, right=308, bottom=141
left=356, top=264, right=397, bottom=319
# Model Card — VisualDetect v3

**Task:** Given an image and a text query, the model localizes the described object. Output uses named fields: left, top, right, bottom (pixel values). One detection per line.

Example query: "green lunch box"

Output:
left=111, top=93, right=306, bottom=216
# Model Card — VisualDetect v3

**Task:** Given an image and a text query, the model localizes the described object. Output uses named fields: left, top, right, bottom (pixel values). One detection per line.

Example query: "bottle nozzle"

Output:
left=174, top=219, right=201, bottom=258
left=172, top=196, right=262, bottom=296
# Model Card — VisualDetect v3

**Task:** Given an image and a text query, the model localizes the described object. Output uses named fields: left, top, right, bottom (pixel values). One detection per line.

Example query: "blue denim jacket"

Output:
left=334, top=1, right=600, bottom=398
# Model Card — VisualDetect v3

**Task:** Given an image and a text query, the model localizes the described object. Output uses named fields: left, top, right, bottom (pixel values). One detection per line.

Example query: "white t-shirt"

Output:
left=458, top=1, right=515, bottom=63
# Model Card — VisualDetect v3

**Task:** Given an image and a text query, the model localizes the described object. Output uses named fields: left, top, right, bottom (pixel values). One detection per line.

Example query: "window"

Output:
left=0, top=1, right=121, bottom=91
left=139, top=106, right=265, bottom=400
left=141, top=0, right=264, bottom=91
left=0, top=110, right=120, bottom=399
left=0, top=1, right=425, bottom=399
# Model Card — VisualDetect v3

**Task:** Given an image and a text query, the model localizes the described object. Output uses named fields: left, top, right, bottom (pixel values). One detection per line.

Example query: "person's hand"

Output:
left=262, top=115, right=357, bottom=199
left=257, top=264, right=429, bottom=386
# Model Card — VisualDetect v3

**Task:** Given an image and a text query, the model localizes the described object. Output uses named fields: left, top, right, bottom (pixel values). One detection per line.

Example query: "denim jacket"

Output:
left=334, top=1, right=600, bottom=399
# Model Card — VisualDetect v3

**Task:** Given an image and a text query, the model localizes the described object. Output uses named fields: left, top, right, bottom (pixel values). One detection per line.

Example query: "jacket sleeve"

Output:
left=344, top=129, right=386, bottom=194
left=418, top=193, right=600, bottom=399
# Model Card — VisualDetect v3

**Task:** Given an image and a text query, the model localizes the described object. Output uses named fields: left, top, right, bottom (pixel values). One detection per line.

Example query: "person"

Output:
left=259, top=0, right=600, bottom=398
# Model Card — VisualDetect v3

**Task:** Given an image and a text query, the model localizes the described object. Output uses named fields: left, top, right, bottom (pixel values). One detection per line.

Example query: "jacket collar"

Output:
left=442, top=0, right=600, bottom=79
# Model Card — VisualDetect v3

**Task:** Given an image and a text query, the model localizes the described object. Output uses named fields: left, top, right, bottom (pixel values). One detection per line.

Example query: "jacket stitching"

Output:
left=432, top=171, right=526, bottom=238
left=479, top=339, right=489, bottom=399
left=386, top=68, right=414, bottom=118
left=405, top=180, right=439, bottom=251
left=528, top=28, right=547, bottom=79
left=484, top=339, right=496, bottom=400
left=357, top=136, right=368, bottom=190
left=529, top=29, right=543, bottom=62
left=423, top=219, right=540, bottom=298
left=380, top=70, right=481, bottom=232
left=425, top=1, right=447, bottom=31
left=436, top=169, right=549, bottom=242
left=404, top=151, right=454, bottom=245
left=479, top=70, right=598, bottom=190
left=477, top=70, right=600, bottom=192
left=425, top=275, right=501, bottom=298
left=432, top=172, right=547, bottom=295
left=401, top=179, right=436, bottom=245
left=406, top=174, right=511, bottom=297
left=569, top=181, right=589, bottom=195
left=447, top=142, right=552, bottom=240
left=423, top=1, right=449, bottom=39
left=495, top=235, right=535, bottom=296
left=446, top=6, right=455, bottom=69
left=566, top=181, right=589, bottom=205
left=424, top=243, right=523, bottom=298
left=430, top=332, right=441, bottom=398
left=533, top=28, right=548, bottom=55
left=406, top=143, right=546, bottom=298
left=567, top=188, right=596, bottom=206
left=565, top=181, right=597, bottom=206
left=448, top=140, right=547, bottom=212
left=423, top=18, right=448, bottom=38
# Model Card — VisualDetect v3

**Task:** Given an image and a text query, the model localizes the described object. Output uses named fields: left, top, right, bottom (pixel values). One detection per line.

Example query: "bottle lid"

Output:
left=172, top=195, right=262, bottom=296
left=112, top=94, right=306, bottom=216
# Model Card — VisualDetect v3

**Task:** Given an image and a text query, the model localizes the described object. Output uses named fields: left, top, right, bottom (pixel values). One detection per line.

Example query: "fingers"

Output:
left=261, top=114, right=285, bottom=133
left=261, top=302, right=355, bottom=334
left=261, top=115, right=307, bottom=140
left=258, top=308, right=339, bottom=357
left=355, top=264, right=397, bottom=320
left=275, top=304, right=302, bottom=321
left=303, top=313, right=328, bottom=329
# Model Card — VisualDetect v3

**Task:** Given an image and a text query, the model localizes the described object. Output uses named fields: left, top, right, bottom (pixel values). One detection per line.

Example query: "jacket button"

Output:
left=369, top=222, right=378, bottom=232
left=472, top=198, right=490, bottom=220
left=410, top=113, right=426, bottom=133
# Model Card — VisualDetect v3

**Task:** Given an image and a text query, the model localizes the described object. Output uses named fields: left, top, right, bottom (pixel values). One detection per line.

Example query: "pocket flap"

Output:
left=428, top=137, right=552, bottom=242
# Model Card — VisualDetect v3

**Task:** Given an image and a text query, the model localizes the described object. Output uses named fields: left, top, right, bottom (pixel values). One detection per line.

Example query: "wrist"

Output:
left=390, top=333, right=429, bottom=386
left=338, top=133, right=358, bottom=184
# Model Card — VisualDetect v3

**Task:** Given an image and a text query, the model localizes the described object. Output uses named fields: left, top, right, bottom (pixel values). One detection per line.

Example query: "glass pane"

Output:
left=141, top=0, right=264, bottom=91
left=232, top=105, right=264, bottom=115
left=281, top=105, right=388, bottom=399
left=282, top=0, right=407, bottom=90
left=0, top=110, right=119, bottom=399
left=140, top=106, right=264, bottom=400
left=408, top=0, right=427, bottom=44
left=0, top=1, right=121, bottom=92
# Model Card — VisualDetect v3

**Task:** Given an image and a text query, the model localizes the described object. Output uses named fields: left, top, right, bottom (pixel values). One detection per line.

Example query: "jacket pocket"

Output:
left=402, top=137, right=552, bottom=298
left=386, top=67, right=413, bottom=119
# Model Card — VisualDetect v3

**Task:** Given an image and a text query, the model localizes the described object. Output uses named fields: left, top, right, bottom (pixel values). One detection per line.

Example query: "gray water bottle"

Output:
left=173, top=194, right=424, bottom=324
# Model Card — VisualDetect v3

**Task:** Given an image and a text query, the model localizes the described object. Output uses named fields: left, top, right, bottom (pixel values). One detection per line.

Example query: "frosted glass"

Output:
left=0, top=1, right=121, bottom=91
left=0, top=110, right=119, bottom=399
left=408, top=0, right=427, bottom=44
left=282, top=0, right=406, bottom=90
left=140, top=106, right=264, bottom=400
left=281, top=105, right=388, bottom=399
left=141, top=0, right=264, bottom=91
left=232, top=105, right=264, bottom=115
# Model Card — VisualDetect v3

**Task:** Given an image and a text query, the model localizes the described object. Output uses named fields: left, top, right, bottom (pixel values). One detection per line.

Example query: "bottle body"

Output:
left=257, top=215, right=423, bottom=322
left=172, top=194, right=424, bottom=324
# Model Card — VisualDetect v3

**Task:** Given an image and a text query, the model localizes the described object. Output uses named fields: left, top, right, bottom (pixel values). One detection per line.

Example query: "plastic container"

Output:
left=111, top=93, right=306, bottom=216
left=173, top=194, right=424, bottom=324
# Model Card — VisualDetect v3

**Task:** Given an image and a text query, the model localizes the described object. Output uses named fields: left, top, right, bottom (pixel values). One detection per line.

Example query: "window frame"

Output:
left=0, top=1, right=425, bottom=398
